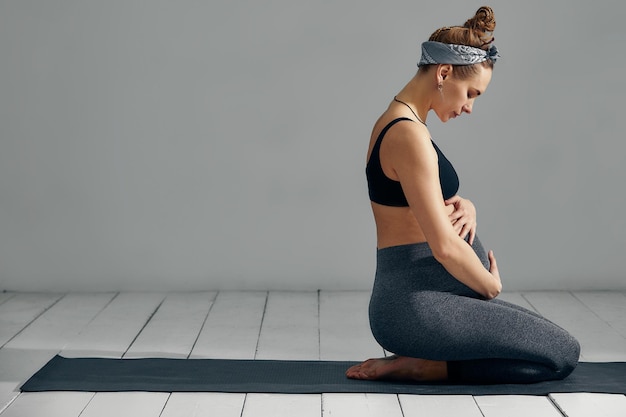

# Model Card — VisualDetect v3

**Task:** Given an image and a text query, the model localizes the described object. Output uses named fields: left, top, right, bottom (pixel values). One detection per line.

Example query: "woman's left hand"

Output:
left=445, top=195, right=477, bottom=245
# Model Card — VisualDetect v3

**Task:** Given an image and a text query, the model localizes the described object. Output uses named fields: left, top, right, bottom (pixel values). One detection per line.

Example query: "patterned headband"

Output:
left=418, top=41, right=500, bottom=67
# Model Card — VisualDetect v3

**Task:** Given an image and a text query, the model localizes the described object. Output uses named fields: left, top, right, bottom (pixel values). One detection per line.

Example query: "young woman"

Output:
left=346, top=6, right=580, bottom=384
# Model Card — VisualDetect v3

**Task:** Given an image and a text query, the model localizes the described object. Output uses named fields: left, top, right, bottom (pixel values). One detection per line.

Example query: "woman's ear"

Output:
left=437, top=64, right=453, bottom=82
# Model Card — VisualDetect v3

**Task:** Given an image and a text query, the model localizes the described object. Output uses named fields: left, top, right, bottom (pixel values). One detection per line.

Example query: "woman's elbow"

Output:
left=484, top=283, right=502, bottom=300
left=430, top=237, right=456, bottom=264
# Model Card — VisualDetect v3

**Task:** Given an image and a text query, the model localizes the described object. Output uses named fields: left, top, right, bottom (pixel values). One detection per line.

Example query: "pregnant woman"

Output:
left=346, top=6, right=580, bottom=384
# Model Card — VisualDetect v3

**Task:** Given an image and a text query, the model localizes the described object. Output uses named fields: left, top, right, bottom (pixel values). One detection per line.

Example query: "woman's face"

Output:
left=435, top=65, right=492, bottom=123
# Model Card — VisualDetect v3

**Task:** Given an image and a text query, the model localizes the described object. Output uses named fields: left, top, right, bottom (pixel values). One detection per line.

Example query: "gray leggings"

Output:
left=368, top=237, right=580, bottom=384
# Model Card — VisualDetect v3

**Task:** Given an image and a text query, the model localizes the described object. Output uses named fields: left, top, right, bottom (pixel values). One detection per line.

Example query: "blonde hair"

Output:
left=421, top=6, right=496, bottom=79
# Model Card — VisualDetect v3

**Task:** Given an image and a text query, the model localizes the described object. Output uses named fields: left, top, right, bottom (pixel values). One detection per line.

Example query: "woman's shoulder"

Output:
left=372, top=110, right=429, bottom=140
left=375, top=114, right=431, bottom=153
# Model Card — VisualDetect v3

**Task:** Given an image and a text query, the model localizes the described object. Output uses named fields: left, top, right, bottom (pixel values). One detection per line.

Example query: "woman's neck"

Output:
left=394, top=74, right=433, bottom=124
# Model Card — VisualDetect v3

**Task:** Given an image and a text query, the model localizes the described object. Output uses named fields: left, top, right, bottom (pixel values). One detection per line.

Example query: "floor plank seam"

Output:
left=520, top=293, right=542, bottom=315
left=571, top=292, right=626, bottom=341
left=60, top=292, right=119, bottom=353
left=317, top=290, right=324, bottom=360
left=471, top=396, right=487, bottom=417
left=547, top=394, right=567, bottom=417
left=239, top=394, right=248, bottom=417
left=253, top=291, right=270, bottom=360
left=0, top=393, right=19, bottom=416
left=0, top=293, right=66, bottom=350
left=157, top=393, right=172, bottom=417
left=77, top=393, right=96, bottom=417
left=186, top=291, right=219, bottom=359
left=122, top=294, right=167, bottom=358
left=395, top=394, right=406, bottom=417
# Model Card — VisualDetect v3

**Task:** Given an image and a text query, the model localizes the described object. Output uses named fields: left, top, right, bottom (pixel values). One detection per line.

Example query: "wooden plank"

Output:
left=0, top=294, right=115, bottom=415
left=574, top=292, right=626, bottom=339
left=4, top=293, right=115, bottom=350
left=475, top=395, right=563, bottom=417
left=0, top=392, right=94, bottom=417
left=7, top=291, right=626, bottom=417
left=78, top=392, right=169, bottom=417
left=190, top=291, right=267, bottom=359
left=322, top=393, right=402, bottom=417
left=241, top=292, right=320, bottom=416
left=254, top=291, right=319, bottom=360
left=124, top=292, right=216, bottom=358
left=0, top=349, right=59, bottom=413
left=550, top=393, right=626, bottom=417
left=319, top=291, right=383, bottom=361
left=523, top=292, right=626, bottom=361
left=399, top=395, right=484, bottom=417
left=241, top=394, right=321, bottom=417
left=157, top=292, right=254, bottom=417
left=0, top=293, right=63, bottom=347
left=60, top=292, right=165, bottom=358
left=160, top=393, right=245, bottom=417
left=319, top=292, right=401, bottom=417
left=17, top=294, right=169, bottom=417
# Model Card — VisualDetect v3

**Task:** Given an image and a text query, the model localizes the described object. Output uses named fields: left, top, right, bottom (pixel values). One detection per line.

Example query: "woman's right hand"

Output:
left=488, top=250, right=503, bottom=298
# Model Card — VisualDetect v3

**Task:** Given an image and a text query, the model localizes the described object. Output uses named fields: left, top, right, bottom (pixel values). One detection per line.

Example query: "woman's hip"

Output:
left=372, top=236, right=488, bottom=296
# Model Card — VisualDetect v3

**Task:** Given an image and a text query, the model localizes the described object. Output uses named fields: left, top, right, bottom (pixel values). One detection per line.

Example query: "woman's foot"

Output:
left=345, top=355, right=447, bottom=381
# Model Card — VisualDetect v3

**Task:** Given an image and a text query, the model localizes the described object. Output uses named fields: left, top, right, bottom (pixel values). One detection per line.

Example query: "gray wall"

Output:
left=1, top=1, right=624, bottom=292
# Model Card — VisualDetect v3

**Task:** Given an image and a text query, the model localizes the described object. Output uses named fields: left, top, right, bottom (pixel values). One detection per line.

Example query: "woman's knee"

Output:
left=555, top=333, right=581, bottom=379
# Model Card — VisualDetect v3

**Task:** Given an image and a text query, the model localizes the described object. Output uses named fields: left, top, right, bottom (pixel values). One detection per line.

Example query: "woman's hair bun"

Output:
left=464, top=6, right=496, bottom=34
left=427, top=5, right=496, bottom=53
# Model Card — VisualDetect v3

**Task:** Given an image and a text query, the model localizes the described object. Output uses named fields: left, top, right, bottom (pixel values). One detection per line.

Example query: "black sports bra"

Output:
left=366, top=117, right=459, bottom=207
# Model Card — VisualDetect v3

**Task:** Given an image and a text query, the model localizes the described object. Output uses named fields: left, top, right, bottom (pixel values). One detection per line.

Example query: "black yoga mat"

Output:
left=21, top=355, right=626, bottom=396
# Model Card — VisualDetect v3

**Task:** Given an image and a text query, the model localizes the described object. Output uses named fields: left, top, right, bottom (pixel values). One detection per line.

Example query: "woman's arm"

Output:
left=385, top=123, right=502, bottom=299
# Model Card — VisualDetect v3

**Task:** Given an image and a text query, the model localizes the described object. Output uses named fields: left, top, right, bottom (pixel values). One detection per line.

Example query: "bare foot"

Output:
left=345, top=355, right=447, bottom=382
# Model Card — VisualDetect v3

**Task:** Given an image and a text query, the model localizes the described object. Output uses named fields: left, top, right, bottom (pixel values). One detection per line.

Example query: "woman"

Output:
left=346, top=6, right=580, bottom=384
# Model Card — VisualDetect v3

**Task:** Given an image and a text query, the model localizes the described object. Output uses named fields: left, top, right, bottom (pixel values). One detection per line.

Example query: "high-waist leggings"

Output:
left=368, top=237, right=580, bottom=384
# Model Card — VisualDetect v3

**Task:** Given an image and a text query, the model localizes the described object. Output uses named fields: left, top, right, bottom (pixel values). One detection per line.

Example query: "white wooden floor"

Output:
left=0, top=291, right=625, bottom=417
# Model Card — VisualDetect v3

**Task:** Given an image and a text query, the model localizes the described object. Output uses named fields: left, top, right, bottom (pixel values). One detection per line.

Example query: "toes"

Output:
left=346, top=364, right=361, bottom=373
left=346, top=357, right=390, bottom=380
left=346, top=364, right=375, bottom=380
left=347, top=371, right=370, bottom=380
left=346, top=366, right=375, bottom=380
left=345, top=364, right=362, bottom=378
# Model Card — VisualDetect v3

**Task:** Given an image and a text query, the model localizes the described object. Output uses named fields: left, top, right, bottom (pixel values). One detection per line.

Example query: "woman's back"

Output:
left=366, top=110, right=456, bottom=249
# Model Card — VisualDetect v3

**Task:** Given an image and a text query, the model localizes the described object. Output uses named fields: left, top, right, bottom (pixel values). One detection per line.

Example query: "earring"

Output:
left=438, top=82, right=444, bottom=98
